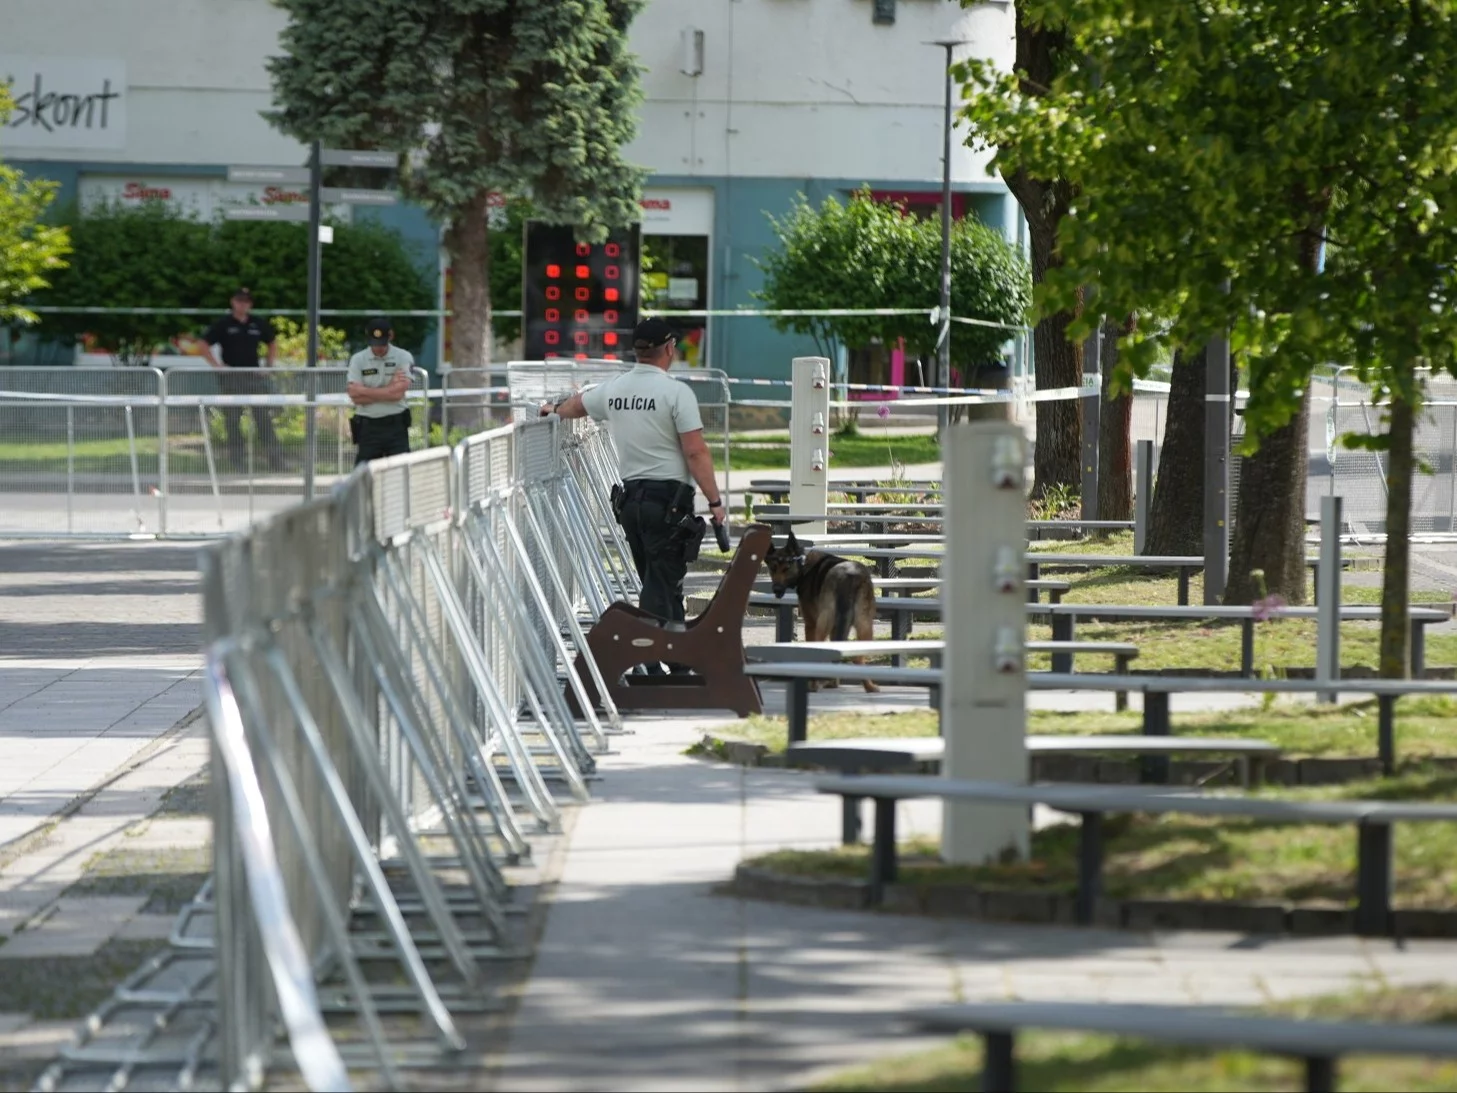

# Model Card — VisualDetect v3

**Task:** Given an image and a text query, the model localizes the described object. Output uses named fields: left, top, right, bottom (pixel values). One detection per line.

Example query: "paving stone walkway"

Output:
left=0, top=541, right=209, bottom=1089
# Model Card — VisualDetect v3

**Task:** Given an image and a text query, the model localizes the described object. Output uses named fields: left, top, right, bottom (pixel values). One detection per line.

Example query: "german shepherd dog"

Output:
left=763, top=531, right=880, bottom=692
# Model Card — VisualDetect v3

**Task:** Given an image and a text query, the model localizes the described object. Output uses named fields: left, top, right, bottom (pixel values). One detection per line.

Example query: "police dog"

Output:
left=764, top=531, right=880, bottom=692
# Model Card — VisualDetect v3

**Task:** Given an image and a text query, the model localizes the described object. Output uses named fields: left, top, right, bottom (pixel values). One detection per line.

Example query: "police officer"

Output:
left=346, top=317, right=415, bottom=465
left=541, top=318, right=725, bottom=640
left=199, top=288, right=282, bottom=470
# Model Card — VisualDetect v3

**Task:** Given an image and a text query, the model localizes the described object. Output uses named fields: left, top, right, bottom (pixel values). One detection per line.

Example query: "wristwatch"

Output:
left=708, top=498, right=724, bottom=510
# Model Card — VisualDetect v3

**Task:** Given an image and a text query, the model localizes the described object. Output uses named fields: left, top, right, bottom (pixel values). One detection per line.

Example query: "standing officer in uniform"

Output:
left=199, top=287, right=282, bottom=471
left=540, top=318, right=725, bottom=644
left=346, top=317, right=416, bottom=465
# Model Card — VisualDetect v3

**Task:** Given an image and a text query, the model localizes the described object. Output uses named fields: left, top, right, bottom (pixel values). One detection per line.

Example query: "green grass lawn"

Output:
left=726, top=431, right=942, bottom=471
left=711, top=695, right=1457, bottom=761
left=747, top=764, right=1457, bottom=906
left=0, top=424, right=364, bottom=476
left=814, top=985, right=1457, bottom=1093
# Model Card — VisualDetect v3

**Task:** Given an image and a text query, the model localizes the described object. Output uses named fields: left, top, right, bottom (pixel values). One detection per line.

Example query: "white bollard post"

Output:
left=1316, top=495, right=1343, bottom=703
left=1134, top=439, right=1154, bottom=554
left=789, top=356, right=830, bottom=537
left=942, top=421, right=1030, bottom=865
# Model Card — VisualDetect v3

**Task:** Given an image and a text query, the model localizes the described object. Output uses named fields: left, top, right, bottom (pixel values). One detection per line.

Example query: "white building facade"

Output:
left=4, top=0, right=1017, bottom=377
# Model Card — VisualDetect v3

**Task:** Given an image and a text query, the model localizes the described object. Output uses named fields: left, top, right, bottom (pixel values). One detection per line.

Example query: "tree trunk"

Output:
left=444, top=191, right=493, bottom=427
left=1001, top=11, right=1080, bottom=500
left=1224, top=393, right=1310, bottom=605
left=1380, top=390, right=1415, bottom=678
left=1097, top=323, right=1132, bottom=521
left=1143, top=347, right=1205, bottom=556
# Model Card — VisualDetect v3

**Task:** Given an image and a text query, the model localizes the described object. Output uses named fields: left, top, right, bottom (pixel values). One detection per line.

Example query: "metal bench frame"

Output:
left=813, top=772, right=1457, bottom=936
left=907, top=1000, right=1457, bottom=1093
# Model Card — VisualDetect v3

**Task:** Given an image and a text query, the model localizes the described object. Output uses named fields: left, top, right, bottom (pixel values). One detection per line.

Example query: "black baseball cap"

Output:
left=366, top=317, right=393, bottom=345
left=632, top=317, right=675, bottom=350
left=232, top=287, right=253, bottom=301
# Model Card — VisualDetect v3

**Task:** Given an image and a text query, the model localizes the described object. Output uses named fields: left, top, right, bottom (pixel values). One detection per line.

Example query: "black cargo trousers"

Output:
left=617, top=478, right=693, bottom=628
left=352, top=409, right=411, bottom=466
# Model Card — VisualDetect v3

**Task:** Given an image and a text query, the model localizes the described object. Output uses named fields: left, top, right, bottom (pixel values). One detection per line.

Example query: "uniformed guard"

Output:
left=346, top=317, right=415, bottom=465
left=199, top=287, right=282, bottom=471
left=541, top=318, right=726, bottom=662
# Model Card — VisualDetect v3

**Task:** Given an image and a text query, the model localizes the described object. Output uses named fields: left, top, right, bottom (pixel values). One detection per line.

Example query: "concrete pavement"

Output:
left=0, top=540, right=210, bottom=1084
left=0, top=541, right=204, bottom=854
left=491, top=685, right=1457, bottom=1093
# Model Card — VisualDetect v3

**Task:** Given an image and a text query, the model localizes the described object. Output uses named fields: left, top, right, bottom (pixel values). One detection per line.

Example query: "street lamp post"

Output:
left=930, top=39, right=970, bottom=434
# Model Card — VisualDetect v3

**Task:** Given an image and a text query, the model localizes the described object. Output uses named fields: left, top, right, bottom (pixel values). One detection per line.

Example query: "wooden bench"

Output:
left=746, top=636, right=1134, bottom=666
left=744, top=653, right=1142, bottom=743
left=1032, top=602, right=1451, bottom=675
left=748, top=595, right=1450, bottom=675
left=746, top=636, right=1137, bottom=703
left=745, top=660, right=1457, bottom=772
left=907, top=1000, right=1457, bottom=1093
left=748, top=479, right=942, bottom=505
left=756, top=504, right=1133, bottom=540
left=750, top=579, right=1071, bottom=629
left=564, top=523, right=772, bottom=718
left=785, top=735, right=1282, bottom=841
left=813, top=772, right=1457, bottom=934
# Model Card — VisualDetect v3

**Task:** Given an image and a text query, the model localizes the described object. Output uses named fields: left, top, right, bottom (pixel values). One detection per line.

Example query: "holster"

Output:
left=349, top=415, right=363, bottom=444
left=610, top=482, right=626, bottom=523
left=674, top=515, right=707, bottom=563
left=666, top=482, right=706, bottom=563
left=665, top=482, right=696, bottom=525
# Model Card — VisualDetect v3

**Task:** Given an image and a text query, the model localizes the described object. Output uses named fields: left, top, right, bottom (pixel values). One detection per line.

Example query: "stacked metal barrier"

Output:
left=33, top=415, right=630, bottom=1093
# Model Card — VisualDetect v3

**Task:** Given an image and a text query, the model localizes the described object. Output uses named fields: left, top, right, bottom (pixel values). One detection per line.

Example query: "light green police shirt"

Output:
left=580, top=365, right=704, bottom=482
left=347, top=345, right=415, bottom=418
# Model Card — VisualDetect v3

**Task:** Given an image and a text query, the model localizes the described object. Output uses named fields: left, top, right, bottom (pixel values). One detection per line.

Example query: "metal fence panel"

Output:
left=0, top=367, right=166, bottom=536
left=0, top=365, right=432, bottom=538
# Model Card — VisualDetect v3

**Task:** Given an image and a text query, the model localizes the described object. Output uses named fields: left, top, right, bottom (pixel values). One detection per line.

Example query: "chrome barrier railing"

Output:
left=0, top=366, right=431, bottom=538
left=26, top=414, right=627, bottom=1093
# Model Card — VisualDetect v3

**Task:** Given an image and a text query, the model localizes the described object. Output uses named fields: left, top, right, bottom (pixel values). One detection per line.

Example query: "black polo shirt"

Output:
left=203, top=314, right=276, bottom=368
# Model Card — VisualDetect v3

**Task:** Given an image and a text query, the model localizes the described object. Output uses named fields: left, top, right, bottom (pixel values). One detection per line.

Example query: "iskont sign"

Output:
left=0, top=55, right=127, bottom=151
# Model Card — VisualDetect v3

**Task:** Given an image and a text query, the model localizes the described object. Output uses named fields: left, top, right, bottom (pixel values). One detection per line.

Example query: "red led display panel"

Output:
left=524, top=222, right=641, bottom=361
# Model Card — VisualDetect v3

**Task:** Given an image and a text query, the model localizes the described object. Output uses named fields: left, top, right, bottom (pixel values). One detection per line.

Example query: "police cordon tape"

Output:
left=23, top=305, right=1030, bottom=330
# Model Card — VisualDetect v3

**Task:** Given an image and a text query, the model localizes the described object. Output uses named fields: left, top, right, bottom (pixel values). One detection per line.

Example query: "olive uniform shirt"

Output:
left=580, top=365, right=702, bottom=482
left=346, top=345, right=415, bottom=417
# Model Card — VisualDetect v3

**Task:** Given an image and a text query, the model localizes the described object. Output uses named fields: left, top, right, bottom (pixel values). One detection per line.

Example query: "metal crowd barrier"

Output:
left=0, top=363, right=735, bottom=539
left=0, top=366, right=432, bottom=538
left=33, top=415, right=629, bottom=1093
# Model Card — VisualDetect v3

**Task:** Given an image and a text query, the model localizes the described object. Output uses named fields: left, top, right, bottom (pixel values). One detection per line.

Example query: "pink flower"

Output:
left=1251, top=594, right=1287, bottom=622
left=877, top=404, right=890, bottom=419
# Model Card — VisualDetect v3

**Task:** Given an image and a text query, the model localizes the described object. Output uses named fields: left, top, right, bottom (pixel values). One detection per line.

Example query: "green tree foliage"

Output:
left=756, top=190, right=1030, bottom=374
left=35, top=201, right=432, bottom=365
left=959, top=0, right=1457, bottom=675
left=0, top=86, right=70, bottom=325
left=488, top=197, right=532, bottom=345
left=265, top=0, right=647, bottom=373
